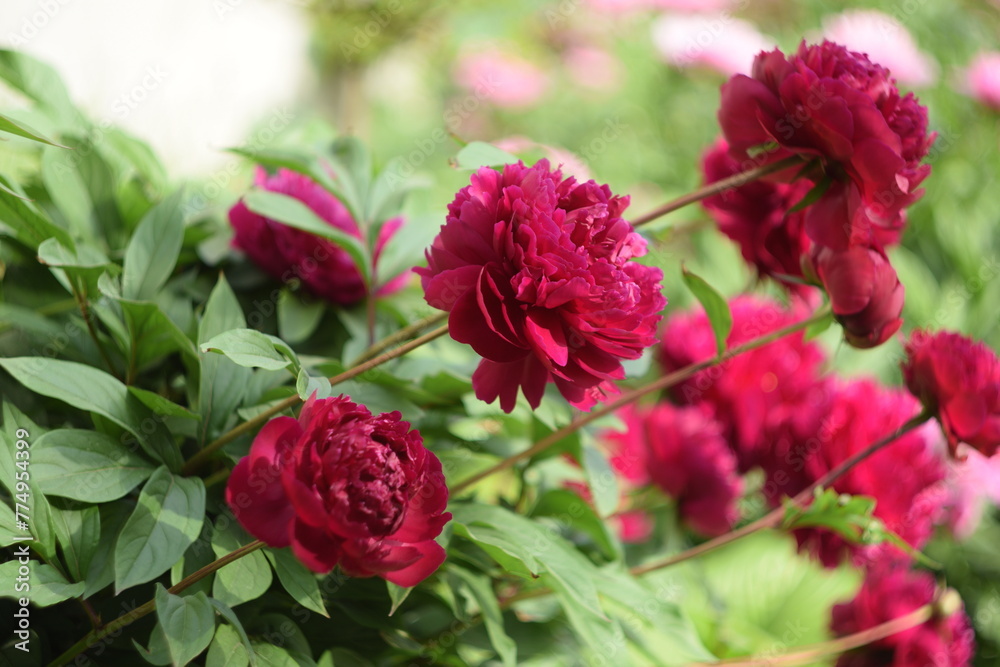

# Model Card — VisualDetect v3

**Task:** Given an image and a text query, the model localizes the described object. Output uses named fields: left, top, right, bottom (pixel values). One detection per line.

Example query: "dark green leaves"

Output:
left=155, top=585, right=215, bottom=666
left=0, top=357, right=181, bottom=470
left=114, top=467, right=206, bottom=592
left=681, top=267, right=732, bottom=357
left=32, top=429, right=155, bottom=502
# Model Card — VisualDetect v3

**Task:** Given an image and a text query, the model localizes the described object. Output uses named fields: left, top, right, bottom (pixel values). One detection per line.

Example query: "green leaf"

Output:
left=804, top=308, right=834, bottom=340
left=549, top=574, right=625, bottom=663
left=265, top=548, right=328, bottom=617
left=227, top=146, right=341, bottom=201
left=83, top=501, right=132, bottom=597
left=532, top=489, right=621, bottom=561
left=197, top=275, right=251, bottom=442
left=385, top=580, right=413, bottom=616
left=114, top=466, right=205, bottom=592
left=681, top=267, right=732, bottom=357
left=451, top=567, right=517, bottom=667
left=211, top=520, right=272, bottom=608
left=454, top=141, right=519, bottom=170
left=155, top=584, right=215, bottom=666
left=129, top=387, right=200, bottom=421
left=0, top=49, right=84, bottom=130
left=0, top=171, right=75, bottom=249
left=0, top=560, right=85, bottom=607
left=243, top=190, right=371, bottom=287
left=277, top=290, right=325, bottom=344
left=201, top=329, right=295, bottom=371
left=787, top=176, right=833, bottom=214
left=206, top=624, right=251, bottom=667
left=37, top=237, right=111, bottom=269
left=0, top=110, right=67, bottom=146
left=115, top=298, right=200, bottom=370
left=49, top=504, right=100, bottom=581
left=0, top=357, right=181, bottom=470
left=451, top=503, right=604, bottom=617
left=123, top=190, right=186, bottom=301
left=578, top=437, right=619, bottom=518
left=209, top=599, right=258, bottom=667
left=0, top=423, right=56, bottom=560
left=41, top=145, right=96, bottom=238
left=295, top=369, right=333, bottom=401
left=31, top=429, right=155, bottom=502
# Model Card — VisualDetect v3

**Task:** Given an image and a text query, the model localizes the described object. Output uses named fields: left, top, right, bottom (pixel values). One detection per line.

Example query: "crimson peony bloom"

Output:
left=418, top=160, right=665, bottom=412
left=230, top=167, right=408, bottom=306
left=660, top=296, right=828, bottom=471
left=596, top=404, right=742, bottom=537
left=718, top=40, right=934, bottom=250
left=809, top=244, right=904, bottom=349
left=226, top=395, right=451, bottom=587
left=902, top=330, right=1000, bottom=458
left=789, top=380, right=947, bottom=567
left=701, top=139, right=814, bottom=293
left=831, top=565, right=974, bottom=667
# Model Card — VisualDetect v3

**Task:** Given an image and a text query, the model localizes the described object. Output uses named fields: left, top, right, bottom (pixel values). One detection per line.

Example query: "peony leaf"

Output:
left=0, top=357, right=181, bottom=470
left=0, top=110, right=67, bottom=146
left=114, top=466, right=205, bottom=593
left=48, top=504, right=100, bottom=582
left=681, top=267, right=732, bottom=358
left=0, top=171, right=75, bottom=250
left=197, top=275, right=251, bottom=443
left=277, top=289, right=325, bottom=344
left=31, top=429, right=155, bottom=503
left=266, top=549, right=328, bottom=617
left=531, top=489, right=621, bottom=561
left=578, top=436, right=620, bottom=519
left=211, top=520, right=272, bottom=608
left=209, top=600, right=259, bottom=667
left=243, top=190, right=371, bottom=287
left=201, top=329, right=296, bottom=372
left=453, top=141, right=519, bottom=170
left=0, top=560, right=84, bottom=607
left=385, top=580, right=413, bottom=617
left=154, top=584, right=216, bottom=666
left=450, top=567, right=517, bottom=667
left=206, top=623, right=251, bottom=667
left=122, top=189, right=186, bottom=301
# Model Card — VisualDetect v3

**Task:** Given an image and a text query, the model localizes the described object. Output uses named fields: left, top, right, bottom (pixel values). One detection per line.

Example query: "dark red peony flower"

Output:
left=660, top=296, right=828, bottom=471
left=596, top=403, right=743, bottom=537
left=790, top=380, right=947, bottom=567
left=230, top=167, right=408, bottom=305
left=831, top=564, right=974, bottom=667
left=809, top=244, right=904, bottom=349
left=226, top=395, right=451, bottom=587
left=718, top=40, right=934, bottom=250
left=418, top=160, right=665, bottom=412
left=903, top=330, right=1000, bottom=458
left=701, top=138, right=815, bottom=293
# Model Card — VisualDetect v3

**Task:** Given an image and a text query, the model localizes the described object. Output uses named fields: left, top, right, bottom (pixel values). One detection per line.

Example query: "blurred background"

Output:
left=1, top=0, right=998, bottom=662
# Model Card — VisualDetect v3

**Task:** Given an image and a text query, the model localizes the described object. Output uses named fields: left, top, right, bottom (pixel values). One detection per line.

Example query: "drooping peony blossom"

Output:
left=454, top=49, right=549, bottom=109
left=593, top=403, right=742, bottom=537
left=964, top=51, right=1000, bottom=111
left=651, top=13, right=774, bottom=76
left=660, top=296, right=828, bottom=471
left=831, top=564, right=975, bottom=667
left=902, top=330, right=1000, bottom=458
left=701, top=138, right=814, bottom=292
left=419, top=160, right=665, bottom=412
left=718, top=40, right=935, bottom=250
left=822, top=10, right=938, bottom=87
left=789, top=379, right=947, bottom=567
left=230, top=168, right=408, bottom=305
left=226, top=395, right=451, bottom=587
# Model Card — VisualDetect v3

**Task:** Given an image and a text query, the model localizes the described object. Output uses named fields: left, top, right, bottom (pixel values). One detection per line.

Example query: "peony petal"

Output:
left=226, top=456, right=296, bottom=548
left=381, top=540, right=447, bottom=587
left=290, top=518, right=342, bottom=573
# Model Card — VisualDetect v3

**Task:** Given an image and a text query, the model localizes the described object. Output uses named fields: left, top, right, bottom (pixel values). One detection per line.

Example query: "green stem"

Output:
left=181, top=323, right=450, bottom=475
left=72, top=279, right=119, bottom=380
left=629, top=411, right=931, bottom=576
left=451, top=305, right=831, bottom=495
left=48, top=541, right=266, bottom=667
left=353, top=311, right=447, bottom=364
left=631, top=155, right=804, bottom=228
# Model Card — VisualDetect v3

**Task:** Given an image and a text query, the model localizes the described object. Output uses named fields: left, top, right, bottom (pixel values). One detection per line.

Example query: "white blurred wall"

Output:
left=0, top=0, right=312, bottom=175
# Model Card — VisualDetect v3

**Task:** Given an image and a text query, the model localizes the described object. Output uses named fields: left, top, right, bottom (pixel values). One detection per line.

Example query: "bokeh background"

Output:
left=1, top=0, right=998, bottom=663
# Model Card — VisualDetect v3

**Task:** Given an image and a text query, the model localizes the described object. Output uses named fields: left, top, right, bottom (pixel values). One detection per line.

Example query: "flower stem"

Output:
left=629, top=411, right=931, bottom=576
left=354, top=311, right=447, bottom=364
left=451, top=305, right=831, bottom=495
left=631, top=155, right=804, bottom=228
left=47, top=540, right=266, bottom=667
left=181, top=323, right=450, bottom=475
left=691, top=595, right=942, bottom=666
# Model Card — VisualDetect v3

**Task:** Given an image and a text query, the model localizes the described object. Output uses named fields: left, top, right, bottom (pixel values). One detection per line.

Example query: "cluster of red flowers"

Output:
left=707, top=40, right=935, bottom=348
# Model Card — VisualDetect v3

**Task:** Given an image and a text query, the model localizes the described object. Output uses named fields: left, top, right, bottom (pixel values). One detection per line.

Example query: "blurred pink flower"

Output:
left=494, top=136, right=591, bottom=181
left=564, top=45, right=622, bottom=92
left=454, top=49, right=549, bottom=109
left=822, top=10, right=938, bottom=87
left=652, top=13, right=773, bottom=75
left=965, top=51, right=1000, bottom=111
left=947, top=450, right=1000, bottom=538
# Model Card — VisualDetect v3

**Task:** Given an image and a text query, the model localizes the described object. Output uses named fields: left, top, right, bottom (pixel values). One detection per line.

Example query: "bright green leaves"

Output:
left=453, top=141, right=519, bottom=170
left=197, top=275, right=251, bottom=443
left=122, top=190, right=186, bottom=301
left=681, top=267, right=732, bottom=357
left=114, top=467, right=205, bottom=593
left=201, top=329, right=298, bottom=372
